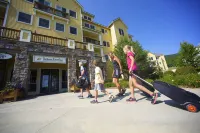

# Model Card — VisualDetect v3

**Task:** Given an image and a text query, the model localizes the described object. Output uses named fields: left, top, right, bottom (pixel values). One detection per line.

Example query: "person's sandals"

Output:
left=90, top=100, right=98, bottom=104
left=151, top=93, right=158, bottom=104
left=109, top=95, right=114, bottom=103
left=126, top=97, right=136, bottom=102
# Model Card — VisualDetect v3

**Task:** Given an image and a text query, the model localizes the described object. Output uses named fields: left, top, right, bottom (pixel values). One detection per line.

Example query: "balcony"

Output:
left=0, top=27, right=88, bottom=50
left=34, top=1, right=69, bottom=20
left=83, top=37, right=100, bottom=45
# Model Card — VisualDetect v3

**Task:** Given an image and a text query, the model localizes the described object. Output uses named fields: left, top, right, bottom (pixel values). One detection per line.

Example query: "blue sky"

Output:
left=78, top=0, right=200, bottom=55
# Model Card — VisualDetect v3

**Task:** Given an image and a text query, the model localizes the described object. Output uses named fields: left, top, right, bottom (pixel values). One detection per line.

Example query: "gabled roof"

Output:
left=74, top=0, right=83, bottom=9
left=108, top=18, right=128, bottom=29
left=82, top=11, right=95, bottom=17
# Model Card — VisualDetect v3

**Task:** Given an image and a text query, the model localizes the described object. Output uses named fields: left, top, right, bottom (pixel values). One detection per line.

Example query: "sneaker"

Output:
left=78, top=95, right=83, bottom=99
left=109, top=95, right=114, bottom=103
left=90, top=99, right=98, bottom=104
left=151, top=93, right=158, bottom=104
left=126, top=97, right=136, bottom=102
left=121, top=88, right=126, bottom=95
left=87, top=94, right=93, bottom=98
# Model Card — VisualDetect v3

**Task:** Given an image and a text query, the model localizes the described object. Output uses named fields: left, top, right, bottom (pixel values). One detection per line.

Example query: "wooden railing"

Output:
left=31, top=33, right=67, bottom=46
left=0, top=27, right=20, bottom=40
left=34, top=1, right=69, bottom=19
left=83, top=37, right=100, bottom=45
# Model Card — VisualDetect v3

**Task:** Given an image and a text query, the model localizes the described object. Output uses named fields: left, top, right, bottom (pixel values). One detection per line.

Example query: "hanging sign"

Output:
left=0, top=53, right=12, bottom=59
left=33, top=55, right=66, bottom=64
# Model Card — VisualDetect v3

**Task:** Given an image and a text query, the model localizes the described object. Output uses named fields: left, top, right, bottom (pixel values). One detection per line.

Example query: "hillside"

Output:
left=165, top=54, right=178, bottom=67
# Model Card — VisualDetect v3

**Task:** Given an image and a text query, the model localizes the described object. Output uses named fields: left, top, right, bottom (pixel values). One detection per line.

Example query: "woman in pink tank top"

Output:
left=123, top=45, right=158, bottom=104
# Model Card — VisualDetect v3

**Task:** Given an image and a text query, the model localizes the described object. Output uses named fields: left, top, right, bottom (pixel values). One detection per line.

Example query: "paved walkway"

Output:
left=0, top=89, right=200, bottom=133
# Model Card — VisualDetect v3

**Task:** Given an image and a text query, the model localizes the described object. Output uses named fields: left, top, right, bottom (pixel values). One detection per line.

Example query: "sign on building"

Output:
left=0, top=53, right=12, bottom=59
left=33, top=55, right=66, bottom=64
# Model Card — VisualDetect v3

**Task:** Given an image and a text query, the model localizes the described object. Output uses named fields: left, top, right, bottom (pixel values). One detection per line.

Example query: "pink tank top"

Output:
left=126, top=51, right=137, bottom=71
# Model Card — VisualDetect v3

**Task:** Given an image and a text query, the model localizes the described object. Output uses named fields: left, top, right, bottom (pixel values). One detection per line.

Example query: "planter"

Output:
left=70, top=85, right=80, bottom=92
left=2, top=89, right=19, bottom=102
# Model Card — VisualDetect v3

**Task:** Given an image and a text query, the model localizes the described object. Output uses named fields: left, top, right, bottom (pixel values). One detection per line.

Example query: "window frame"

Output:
left=69, top=26, right=78, bottom=35
left=16, top=11, right=33, bottom=25
left=69, top=10, right=77, bottom=18
left=90, top=24, right=95, bottom=30
left=55, top=22, right=65, bottom=32
left=38, top=17, right=51, bottom=29
left=119, top=28, right=124, bottom=36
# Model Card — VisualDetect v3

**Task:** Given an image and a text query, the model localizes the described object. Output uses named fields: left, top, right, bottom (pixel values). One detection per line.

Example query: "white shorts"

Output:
left=94, top=83, right=105, bottom=91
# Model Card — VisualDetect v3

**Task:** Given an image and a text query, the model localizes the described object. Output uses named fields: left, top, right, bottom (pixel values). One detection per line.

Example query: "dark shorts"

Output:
left=113, top=68, right=121, bottom=79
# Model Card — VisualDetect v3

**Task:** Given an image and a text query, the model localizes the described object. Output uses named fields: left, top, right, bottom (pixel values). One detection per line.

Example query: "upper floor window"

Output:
left=90, top=25, right=95, bottom=30
left=38, top=17, right=50, bottom=29
left=17, top=12, right=32, bottom=25
left=88, top=17, right=91, bottom=21
left=119, top=28, right=124, bottom=36
left=70, top=26, right=77, bottom=35
left=55, top=22, right=65, bottom=32
left=26, top=0, right=34, bottom=3
left=84, top=23, right=90, bottom=28
left=101, top=29, right=107, bottom=34
left=70, top=10, right=77, bottom=18
left=38, top=0, right=51, bottom=6
left=103, top=41, right=110, bottom=47
left=83, top=15, right=92, bottom=21
left=56, top=5, right=67, bottom=12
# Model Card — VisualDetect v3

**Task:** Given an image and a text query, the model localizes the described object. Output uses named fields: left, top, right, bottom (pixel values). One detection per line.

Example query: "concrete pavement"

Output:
left=0, top=89, right=200, bottom=133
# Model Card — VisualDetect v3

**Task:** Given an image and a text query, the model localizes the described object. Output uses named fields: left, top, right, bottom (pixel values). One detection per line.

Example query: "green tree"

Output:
left=113, top=37, right=155, bottom=79
left=177, top=42, right=200, bottom=67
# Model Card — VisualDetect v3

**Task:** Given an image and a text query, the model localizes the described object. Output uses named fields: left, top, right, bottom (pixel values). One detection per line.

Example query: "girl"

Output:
left=123, top=45, right=158, bottom=104
left=108, top=52, right=126, bottom=97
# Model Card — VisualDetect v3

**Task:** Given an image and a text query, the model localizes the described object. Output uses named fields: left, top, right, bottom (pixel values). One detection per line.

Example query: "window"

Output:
left=29, top=70, right=37, bottom=92
left=90, top=25, right=95, bottom=30
left=26, top=0, right=34, bottom=3
left=103, top=41, right=107, bottom=46
left=119, top=28, right=124, bottom=36
left=70, top=10, right=77, bottom=18
left=55, top=22, right=65, bottom=32
left=38, top=18, right=50, bottom=29
left=38, top=0, right=51, bottom=6
left=62, top=70, right=67, bottom=88
left=88, top=17, right=91, bottom=21
left=70, top=26, right=77, bottom=35
left=101, top=29, right=107, bottom=34
left=107, top=42, right=110, bottom=47
left=56, top=5, right=67, bottom=12
left=84, top=23, right=90, bottom=28
left=105, top=55, right=109, bottom=61
left=17, top=12, right=32, bottom=24
left=84, top=15, right=87, bottom=19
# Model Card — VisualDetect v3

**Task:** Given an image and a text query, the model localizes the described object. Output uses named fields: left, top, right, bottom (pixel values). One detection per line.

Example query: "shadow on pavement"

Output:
left=164, top=100, right=186, bottom=111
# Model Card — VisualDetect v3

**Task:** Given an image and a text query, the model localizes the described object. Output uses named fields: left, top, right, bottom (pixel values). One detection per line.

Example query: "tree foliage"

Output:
left=113, top=37, right=155, bottom=79
left=177, top=42, right=200, bottom=67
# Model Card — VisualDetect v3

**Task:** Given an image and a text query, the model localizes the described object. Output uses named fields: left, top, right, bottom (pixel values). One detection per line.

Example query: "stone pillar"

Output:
left=88, top=59, right=95, bottom=82
left=12, top=46, right=29, bottom=95
left=68, top=56, right=77, bottom=92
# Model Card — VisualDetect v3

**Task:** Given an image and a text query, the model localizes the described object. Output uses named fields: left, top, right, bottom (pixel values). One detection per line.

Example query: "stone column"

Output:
left=68, top=56, right=77, bottom=92
left=12, top=46, right=29, bottom=95
left=88, top=59, right=95, bottom=82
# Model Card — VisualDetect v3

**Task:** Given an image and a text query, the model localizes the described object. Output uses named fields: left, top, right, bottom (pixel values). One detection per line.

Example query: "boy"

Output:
left=90, top=60, right=114, bottom=104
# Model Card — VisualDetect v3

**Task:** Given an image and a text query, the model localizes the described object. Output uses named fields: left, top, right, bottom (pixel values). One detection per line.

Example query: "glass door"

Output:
left=40, top=69, right=59, bottom=94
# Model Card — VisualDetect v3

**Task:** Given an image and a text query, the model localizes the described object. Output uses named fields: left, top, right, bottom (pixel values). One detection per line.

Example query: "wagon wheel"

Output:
left=186, top=104, right=198, bottom=113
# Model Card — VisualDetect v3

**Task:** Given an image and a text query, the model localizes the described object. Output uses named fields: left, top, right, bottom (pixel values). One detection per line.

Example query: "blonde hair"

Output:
left=108, top=52, right=115, bottom=61
left=123, top=45, right=135, bottom=54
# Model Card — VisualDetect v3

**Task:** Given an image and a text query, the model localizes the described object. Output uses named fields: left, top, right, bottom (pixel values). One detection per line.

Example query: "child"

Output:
left=90, top=60, right=114, bottom=104
left=108, top=52, right=126, bottom=97
left=123, top=45, right=158, bottom=104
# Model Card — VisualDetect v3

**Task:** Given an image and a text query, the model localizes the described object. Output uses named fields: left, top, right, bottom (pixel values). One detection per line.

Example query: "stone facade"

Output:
left=0, top=39, right=100, bottom=94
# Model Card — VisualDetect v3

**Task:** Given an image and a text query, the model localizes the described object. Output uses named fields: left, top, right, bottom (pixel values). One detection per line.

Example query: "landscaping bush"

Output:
left=175, top=66, right=197, bottom=75
left=104, top=82, right=115, bottom=88
left=160, top=73, right=200, bottom=88
left=145, top=79, right=154, bottom=84
left=163, top=71, right=176, bottom=76
left=104, top=80, right=129, bottom=88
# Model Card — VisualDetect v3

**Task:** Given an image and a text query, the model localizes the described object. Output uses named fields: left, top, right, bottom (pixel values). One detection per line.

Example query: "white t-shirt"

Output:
left=95, top=66, right=104, bottom=84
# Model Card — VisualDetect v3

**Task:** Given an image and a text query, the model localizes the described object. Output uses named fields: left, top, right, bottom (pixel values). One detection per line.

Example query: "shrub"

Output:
left=119, top=80, right=129, bottom=88
left=164, top=71, right=176, bottom=76
left=104, top=82, right=115, bottom=88
left=176, top=66, right=197, bottom=75
left=145, top=79, right=154, bottom=84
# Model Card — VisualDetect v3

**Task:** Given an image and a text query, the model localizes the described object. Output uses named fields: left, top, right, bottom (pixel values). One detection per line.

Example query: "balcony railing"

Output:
left=34, top=1, right=69, bottom=20
left=0, top=27, right=20, bottom=40
left=31, top=33, right=67, bottom=46
left=83, top=37, right=100, bottom=45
